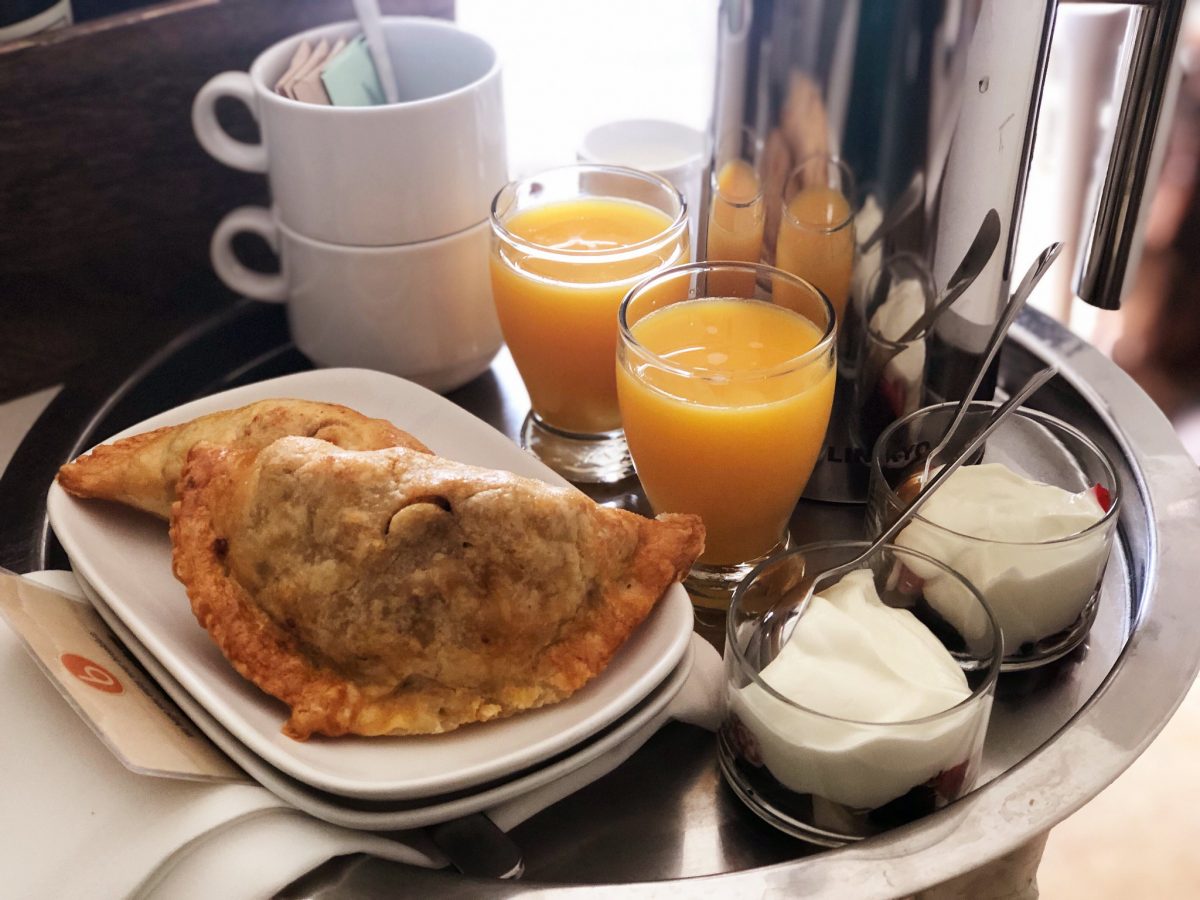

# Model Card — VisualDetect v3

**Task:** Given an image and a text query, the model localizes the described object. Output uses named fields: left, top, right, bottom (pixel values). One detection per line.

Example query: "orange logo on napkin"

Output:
left=61, top=653, right=124, bottom=694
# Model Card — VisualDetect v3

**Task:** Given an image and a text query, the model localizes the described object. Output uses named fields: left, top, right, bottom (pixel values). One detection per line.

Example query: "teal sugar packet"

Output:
left=321, top=36, right=387, bottom=106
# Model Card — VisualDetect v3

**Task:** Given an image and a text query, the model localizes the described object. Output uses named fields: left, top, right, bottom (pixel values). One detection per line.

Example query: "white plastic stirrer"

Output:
left=353, top=0, right=401, bottom=104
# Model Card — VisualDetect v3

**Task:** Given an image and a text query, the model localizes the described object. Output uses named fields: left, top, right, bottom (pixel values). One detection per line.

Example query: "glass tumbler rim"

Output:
left=726, top=538, right=1003, bottom=727
left=617, top=261, right=837, bottom=384
left=782, top=154, right=857, bottom=234
left=872, top=401, right=1122, bottom=545
left=489, top=163, right=689, bottom=260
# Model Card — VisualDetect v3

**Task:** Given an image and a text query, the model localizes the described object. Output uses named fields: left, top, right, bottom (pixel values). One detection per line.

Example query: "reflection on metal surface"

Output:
left=713, top=0, right=1053, bottom=391
left=711, top=0, right=1187, bottom=500
left=712, top=0, right=1059, bottom=501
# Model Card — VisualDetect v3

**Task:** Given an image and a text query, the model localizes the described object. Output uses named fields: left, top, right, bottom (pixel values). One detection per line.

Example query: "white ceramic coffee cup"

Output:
left=578, top=119, right=708, bottom=244
left=193, top=17, right=507, bottom=246
left=210, top=206, right=502, bottom=393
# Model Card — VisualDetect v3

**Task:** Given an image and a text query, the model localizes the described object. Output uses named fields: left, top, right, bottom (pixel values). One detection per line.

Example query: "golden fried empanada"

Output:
left=170, top=437, right=704, bottom=740
left=56, top=399, right=429, bottom=519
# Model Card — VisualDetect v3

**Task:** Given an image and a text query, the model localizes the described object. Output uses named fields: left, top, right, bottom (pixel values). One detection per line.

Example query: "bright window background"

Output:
left=457, top=0, right=719, bottom=177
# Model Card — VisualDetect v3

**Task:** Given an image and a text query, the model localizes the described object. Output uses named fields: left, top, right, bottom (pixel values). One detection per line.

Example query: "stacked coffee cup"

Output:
left=193, top=18, right=507, bottom=393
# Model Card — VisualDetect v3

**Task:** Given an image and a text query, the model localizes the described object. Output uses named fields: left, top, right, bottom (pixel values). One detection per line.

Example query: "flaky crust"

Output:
left=56, top=399, right=429, bottom=519
left=170, top=437, right=703, bottom=740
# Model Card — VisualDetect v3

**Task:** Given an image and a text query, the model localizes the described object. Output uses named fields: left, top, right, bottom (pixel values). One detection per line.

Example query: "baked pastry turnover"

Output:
left=170, top=436, right=705, bottom=740
left=56, top=399, right=428, bottom=519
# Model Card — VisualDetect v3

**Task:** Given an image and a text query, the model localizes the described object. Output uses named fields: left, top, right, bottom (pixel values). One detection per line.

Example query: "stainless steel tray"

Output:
left=9, top=304, right=1198, bottom=897
left=287, top=309, right=1200, bottom=897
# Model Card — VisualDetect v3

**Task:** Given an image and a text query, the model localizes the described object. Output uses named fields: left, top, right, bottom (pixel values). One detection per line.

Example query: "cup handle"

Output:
left=210, top=206, right=287, bottom=303
left=192, top=71, right=268, bottom=173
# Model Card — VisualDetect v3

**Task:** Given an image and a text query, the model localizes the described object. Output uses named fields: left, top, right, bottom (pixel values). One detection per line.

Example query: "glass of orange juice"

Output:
left=616, top=261, right=837, bottom=610
left=774, top=155, right=856, bottom=325
left=490, top=165, right=689, bottom=483
left=706, top=127, right=765, bottom=294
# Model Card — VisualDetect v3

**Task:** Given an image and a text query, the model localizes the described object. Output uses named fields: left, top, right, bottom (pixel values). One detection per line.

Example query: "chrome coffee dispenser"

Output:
left=710, top=0, right=1184, bottom=501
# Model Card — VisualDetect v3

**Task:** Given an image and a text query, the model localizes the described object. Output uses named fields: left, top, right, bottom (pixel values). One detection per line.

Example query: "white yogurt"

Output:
left=895, top=463, right=1111, bottom=650
left=732, top=570, right=986, bottom=810
left=869, top=276, right=928, bottom=398
left=850, top=194, right=884, bottom=312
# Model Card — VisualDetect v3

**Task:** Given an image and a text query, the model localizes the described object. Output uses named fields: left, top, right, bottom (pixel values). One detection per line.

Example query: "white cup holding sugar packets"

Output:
left=192, top=17, right=507, bottom=247
left=210, top=206, right=502, bottom=393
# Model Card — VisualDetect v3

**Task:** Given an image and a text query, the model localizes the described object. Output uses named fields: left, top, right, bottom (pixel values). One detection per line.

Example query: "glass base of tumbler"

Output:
left=520, top=412, right=634, bottom=484
left=684, top=535, right=791, bottom=633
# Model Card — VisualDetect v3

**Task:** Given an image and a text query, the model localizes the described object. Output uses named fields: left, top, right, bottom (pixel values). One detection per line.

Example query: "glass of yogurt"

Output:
left=867, top=402, right=1120, bottom=670
left=852, top=253, right=938, bottom=454
left=720, top=540, right=1002, bottom=845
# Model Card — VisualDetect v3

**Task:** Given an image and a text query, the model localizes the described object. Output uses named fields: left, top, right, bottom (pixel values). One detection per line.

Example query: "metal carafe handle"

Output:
left=1074, top=0, right=1187, bottom=310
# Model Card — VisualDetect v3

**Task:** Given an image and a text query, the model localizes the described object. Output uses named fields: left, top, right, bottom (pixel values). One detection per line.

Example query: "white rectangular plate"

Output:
left=75, top=571, right=692, bottom=831
left=46, top=368, right=694, bottom=800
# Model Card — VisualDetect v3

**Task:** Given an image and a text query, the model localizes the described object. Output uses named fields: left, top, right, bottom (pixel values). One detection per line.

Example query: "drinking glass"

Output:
left=774, top=155, right=856, bottom=325
left=489, top=165, right=689, bottom=483
left=852, top=253, right=937, bottom=453
left=706, top=126, right=765, bottom=293
left=720, top=540, right=1001, bottom=845
left=616, top=261, right=836, bottom=611
left=867, top=402, right=1121, bottom=670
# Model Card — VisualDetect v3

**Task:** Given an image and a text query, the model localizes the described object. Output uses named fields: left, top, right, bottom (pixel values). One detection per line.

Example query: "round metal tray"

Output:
left=5, top=302, right=1199, bottom=896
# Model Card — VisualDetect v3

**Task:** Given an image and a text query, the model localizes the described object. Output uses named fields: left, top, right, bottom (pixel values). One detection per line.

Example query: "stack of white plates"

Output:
left=46, top=369, right=697, bottom=831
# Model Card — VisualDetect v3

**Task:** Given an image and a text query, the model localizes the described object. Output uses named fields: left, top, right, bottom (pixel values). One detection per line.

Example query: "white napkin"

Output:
left=666, top=634, right=725, bottom=731
left=3, top=572, right=724, bottom=898
left=490, top=636, right=724, bottom=831
left=137, top=810, right=440, bottom=900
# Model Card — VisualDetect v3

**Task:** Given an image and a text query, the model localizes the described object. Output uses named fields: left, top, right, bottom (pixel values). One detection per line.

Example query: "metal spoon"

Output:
left=918, top=240, right=1064, bottom=482
left=893, top=208, right=1002, bottom=344
left=861, top=172, right=926, bottom=252
left=428, top=813, right=525, bottom=879
left=776, top=365, right=1058, bottom=643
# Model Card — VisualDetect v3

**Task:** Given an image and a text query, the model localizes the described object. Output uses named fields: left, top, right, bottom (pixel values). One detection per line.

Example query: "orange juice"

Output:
left=775, top=186, right=854, bottom=321
left=490, top=197, right=687, bottom=434
left=617, top=298, right=835, bottom=565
